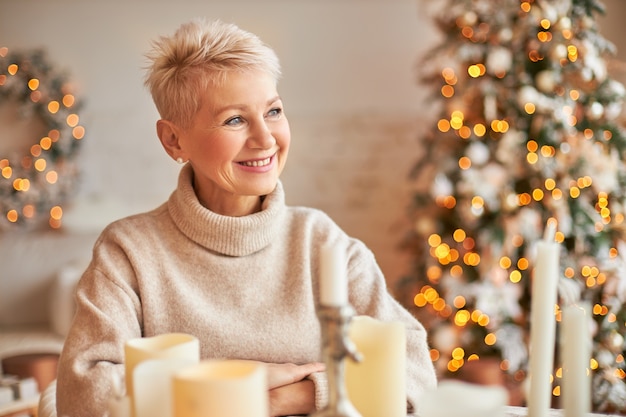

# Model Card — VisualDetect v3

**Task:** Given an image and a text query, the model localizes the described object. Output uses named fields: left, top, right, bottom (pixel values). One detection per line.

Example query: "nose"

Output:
left=248, top=120, right=276, bottom=149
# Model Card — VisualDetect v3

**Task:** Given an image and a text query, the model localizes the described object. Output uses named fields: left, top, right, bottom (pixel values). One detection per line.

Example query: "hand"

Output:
left=264, top=362, right=325, bottom=389
left=269, top=379, right=317, bottom=417
left=258, top=362, right=325, bottom=417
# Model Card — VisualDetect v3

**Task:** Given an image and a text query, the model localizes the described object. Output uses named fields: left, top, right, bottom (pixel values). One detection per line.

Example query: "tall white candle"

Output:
left=319, top=244, right=348, bottom=306
left=133, top=358, right=197, bottom=417
left=172, top=360, right=268, bottom=417
left=124, top=333, right=200, bottom=417
left=528, top=222, right=560, bottom=417
left=345, top=316, right=406, bottom=417
left=108, top=373, right=131, bottom=417
left=560, top=304, right=591, bottom=417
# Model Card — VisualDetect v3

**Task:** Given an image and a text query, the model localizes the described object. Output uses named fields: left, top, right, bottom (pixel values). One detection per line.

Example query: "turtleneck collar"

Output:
left=167, top=164, right=286, bottom=257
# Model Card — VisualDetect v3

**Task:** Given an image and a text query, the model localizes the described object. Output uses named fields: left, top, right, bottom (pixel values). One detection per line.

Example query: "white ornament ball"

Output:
left=587, top=102, right=604, bottom=120
left=536, top=70, right=556, bottom=93
left=486, top=47, right=513, bottom=75
left=550, top=44, right=568, bottom=61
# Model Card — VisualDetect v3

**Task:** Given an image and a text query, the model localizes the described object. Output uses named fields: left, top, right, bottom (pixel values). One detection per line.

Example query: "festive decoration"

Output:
left=0, top=47, right=85, bottom=230
left=398, top=0, right=626, bottom=412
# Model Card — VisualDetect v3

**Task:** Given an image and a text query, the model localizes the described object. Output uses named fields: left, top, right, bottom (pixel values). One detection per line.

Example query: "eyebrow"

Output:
left=214, top=95, right=282, bottom=115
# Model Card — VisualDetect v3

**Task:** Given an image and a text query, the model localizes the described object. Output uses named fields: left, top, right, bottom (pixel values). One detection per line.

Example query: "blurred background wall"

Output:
left=0, top=0, right=624, bottom=291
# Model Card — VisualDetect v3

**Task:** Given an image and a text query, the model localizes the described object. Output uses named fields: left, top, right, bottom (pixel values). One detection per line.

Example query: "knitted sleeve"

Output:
left=306, top=371, right=329, bottom=410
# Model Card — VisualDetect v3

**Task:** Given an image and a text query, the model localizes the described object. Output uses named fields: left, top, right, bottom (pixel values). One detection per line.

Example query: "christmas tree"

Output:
left=398, top=0, right=626, bottom=411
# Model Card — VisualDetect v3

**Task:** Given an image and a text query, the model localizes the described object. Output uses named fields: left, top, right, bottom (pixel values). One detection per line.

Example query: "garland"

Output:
left=0, top=47, right=85, bottom=230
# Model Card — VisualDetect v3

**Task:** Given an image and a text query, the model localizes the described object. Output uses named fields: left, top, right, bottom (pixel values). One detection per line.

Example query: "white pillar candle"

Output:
left=108, top=373, right=131, bottom=417
left=560, top=304, right=591, bottom=417
left=419, top=380, right=508, bottom=417
left=319, top=244, right=348, bottom=306
left=124, top=333, right=200, bottom=417
left=172, top=360, right=268, bottom=417
left=133, top=358, right=197, bottom=417
left=108, top=395, right=132, bottom=417
left=528, top=222, right=560, bottom=417
left=345, top=316, right=406, bottom=417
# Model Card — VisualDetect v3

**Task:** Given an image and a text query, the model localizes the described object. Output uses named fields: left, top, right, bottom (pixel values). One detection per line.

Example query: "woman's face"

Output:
left=177, top=70, right=290, bottom=216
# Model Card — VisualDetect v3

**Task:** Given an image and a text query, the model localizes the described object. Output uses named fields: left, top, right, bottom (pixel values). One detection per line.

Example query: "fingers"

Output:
left=265, top=362, right=326, bottom=389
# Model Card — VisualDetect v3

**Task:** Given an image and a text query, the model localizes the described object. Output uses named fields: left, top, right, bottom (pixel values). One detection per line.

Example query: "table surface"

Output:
left=362, top=406, right=621, bottom=417
left=502, top=406, right=622, bottom=417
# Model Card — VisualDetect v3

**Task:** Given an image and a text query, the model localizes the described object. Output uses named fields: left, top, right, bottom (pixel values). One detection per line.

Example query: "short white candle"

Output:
left=419, top=380, right=508, bottom=417
left=319, top=244, right=348, bottom=306
left=528, top=222, right=560, bottom=417
left=561, top=304, right=591, bottom=417
left=172, top=360, right=268, bottom=417
left=345, top=316, right=406, bottom=417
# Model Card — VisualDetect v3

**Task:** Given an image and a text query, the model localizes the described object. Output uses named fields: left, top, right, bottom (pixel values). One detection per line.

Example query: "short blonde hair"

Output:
left=144, top=18, right=281, bottom=128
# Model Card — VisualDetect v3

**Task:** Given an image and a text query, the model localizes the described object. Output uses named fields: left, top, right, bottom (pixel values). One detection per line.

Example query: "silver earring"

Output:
left=176, top=157, right=184, bottom=164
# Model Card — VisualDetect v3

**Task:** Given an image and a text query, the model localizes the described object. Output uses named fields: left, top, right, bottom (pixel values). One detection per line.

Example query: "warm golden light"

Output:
left=40, top=136, right=52, bottom=150
left=459, top=156, right=471, bottom=169
left=50, top=205, right=63, bottom=220
left=66, top=113, right=79, bottom=127
left=48, top=101, right=60, bottom=114
left=473, top=124, right=486, bottom=136
left=28, top=78, right=39, bottom=90
left=441, top=85, right=454, bottom=98
left=22, top=205, right=35, bottom=218
left=46, top=170, right=58, bottom=184
left=518, top=258, right=529, bottom=270
left=73, top=126, right=86, bottom=139
left=2, top=166, right=12, bottom=179
left=62, top=94, right=75, bottom=107
left=7, top=210, right=18, bottom=223
left=438, top=119, right=451, bottom=132
left=34, top=158, right=46, bottom=172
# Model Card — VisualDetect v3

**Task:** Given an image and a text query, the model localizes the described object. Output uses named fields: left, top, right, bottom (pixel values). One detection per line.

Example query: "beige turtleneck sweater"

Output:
left=56, top=164, right=436, bottom=416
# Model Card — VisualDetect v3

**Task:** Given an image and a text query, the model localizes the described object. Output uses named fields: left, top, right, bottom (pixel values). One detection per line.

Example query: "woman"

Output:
left=55, top=18, right=436, bottom=417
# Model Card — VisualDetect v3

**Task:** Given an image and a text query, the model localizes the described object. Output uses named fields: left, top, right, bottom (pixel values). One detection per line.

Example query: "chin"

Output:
left=250, top=178, right=279, bottom=197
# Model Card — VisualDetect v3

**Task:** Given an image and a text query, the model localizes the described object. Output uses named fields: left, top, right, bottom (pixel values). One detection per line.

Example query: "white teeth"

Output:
left=241, top=157, right=271, bottom=167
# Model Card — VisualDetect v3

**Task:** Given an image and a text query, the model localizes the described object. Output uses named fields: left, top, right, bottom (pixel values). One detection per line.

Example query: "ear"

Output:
left=157, top=119, right=185, bottom=161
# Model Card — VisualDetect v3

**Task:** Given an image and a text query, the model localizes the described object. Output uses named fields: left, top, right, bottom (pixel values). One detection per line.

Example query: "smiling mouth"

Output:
left=239, top=156, right=272, bottom=167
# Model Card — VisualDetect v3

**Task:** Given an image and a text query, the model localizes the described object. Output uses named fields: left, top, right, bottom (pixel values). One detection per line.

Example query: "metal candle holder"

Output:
left=311, top=304, right=363, bottom=417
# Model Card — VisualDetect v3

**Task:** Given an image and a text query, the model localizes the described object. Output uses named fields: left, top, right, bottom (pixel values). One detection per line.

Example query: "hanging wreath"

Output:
left=0, top=47, right=85, bottom=230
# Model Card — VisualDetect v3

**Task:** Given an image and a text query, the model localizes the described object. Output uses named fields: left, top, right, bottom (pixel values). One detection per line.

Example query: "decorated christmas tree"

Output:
left=398, top=0, right=626, bottom=412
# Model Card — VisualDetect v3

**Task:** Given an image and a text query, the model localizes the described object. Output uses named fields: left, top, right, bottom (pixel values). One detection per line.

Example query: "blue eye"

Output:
left=267, top=108, right=282, bottom=118
left=225, top=116, right=243, bottom=126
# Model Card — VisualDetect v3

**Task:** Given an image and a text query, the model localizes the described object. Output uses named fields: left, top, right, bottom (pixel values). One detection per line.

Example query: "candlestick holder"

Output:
left=311, top=304, right=363, bottom=417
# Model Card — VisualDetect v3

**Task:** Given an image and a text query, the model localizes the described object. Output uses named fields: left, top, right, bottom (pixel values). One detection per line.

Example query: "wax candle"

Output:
left=108, top=373, right=131, bottom=417
left=124, top=333, right=200, bottom=417
left=172, top=360, right=268, bottom=417
left=419, top=380, right=508, bottom=417
left=528, top=221, right=560, bottom=417
left=345, top=316, right=406, bottom=417
left=108, top=395, right=132, bottom=417
left=133, top=358, right=197, bottom=417
left=319, top=244, right=348, bottom=306
left=560, top=304, right=591, bottom=417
